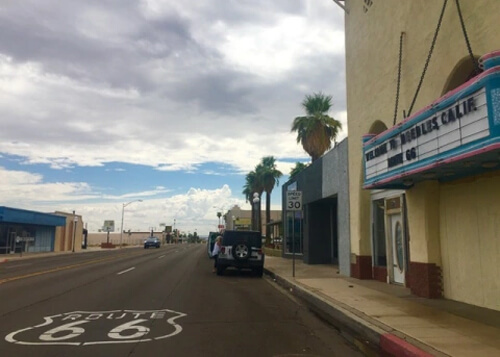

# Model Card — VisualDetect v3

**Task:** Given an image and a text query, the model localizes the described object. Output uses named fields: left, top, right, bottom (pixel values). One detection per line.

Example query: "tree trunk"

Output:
left=265, top=191, right=271, bottom=246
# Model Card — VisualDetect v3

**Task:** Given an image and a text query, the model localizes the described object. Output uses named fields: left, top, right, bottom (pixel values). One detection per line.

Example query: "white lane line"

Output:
left=158, top=255, right=165, bottom=259
left=117, top=267, right=135, bottom=275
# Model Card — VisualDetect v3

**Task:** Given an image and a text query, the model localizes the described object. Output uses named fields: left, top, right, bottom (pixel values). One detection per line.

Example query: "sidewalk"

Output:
left=264, top=256, right=500, bottom=357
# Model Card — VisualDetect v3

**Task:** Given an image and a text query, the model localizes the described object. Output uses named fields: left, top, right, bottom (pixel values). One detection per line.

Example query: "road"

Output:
left=0, top=244, right=364, bottom=357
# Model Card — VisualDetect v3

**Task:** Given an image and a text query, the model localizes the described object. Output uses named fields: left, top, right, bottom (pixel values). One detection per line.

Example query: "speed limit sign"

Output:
left=286, top=191, right=302, bottom=211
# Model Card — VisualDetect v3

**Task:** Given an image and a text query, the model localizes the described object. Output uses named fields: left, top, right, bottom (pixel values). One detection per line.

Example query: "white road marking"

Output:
left=117, top=267, right=135, bottom=275
left=5, top=309, right=187, bottom=346
left=158, top=255, right=165, bottom=259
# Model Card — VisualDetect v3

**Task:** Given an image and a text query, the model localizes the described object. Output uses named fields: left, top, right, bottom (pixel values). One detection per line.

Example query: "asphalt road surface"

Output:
left=0, top=244, right=364, bottom=357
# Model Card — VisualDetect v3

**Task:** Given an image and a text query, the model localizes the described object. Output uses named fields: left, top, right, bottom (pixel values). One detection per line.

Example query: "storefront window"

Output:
left=0, top=224, right=36, bottom=254
left=0, top=224, right=53, bottom=254
left=372, top=199, right=387, bottom=266
left=285, top=211, right=303, bottom=254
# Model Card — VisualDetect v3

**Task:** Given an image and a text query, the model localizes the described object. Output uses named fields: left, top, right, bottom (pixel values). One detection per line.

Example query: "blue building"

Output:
left=0, top=206, right=66, bottom=254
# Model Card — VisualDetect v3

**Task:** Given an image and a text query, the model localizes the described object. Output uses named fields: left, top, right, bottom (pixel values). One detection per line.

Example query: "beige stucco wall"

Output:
left=405, top=181, right=441, bottom=264
left=87, top=232, right=164, bottom=246
left=345, top=0, right=500, bottom=308
left=54, top=212, right=83, bottom=252
left=439, top=173, right=500, bottom=310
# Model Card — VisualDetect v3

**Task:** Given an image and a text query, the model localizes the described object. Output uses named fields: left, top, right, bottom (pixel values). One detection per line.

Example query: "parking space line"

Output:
left=117, top=267, right=135, bottom=275
left=158, top=255, right=165, bottom=259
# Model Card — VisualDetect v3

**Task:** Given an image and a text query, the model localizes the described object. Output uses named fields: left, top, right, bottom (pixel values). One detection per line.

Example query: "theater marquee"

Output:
left=363, top=50, right=500, bottom=189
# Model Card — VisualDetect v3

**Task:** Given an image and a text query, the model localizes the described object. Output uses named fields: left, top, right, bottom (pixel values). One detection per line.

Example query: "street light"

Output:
left=253, top=192, right=261, bottom=233
left=72, top=210, right=77, bottom=252
left=120, top=199, right=143, bottom=248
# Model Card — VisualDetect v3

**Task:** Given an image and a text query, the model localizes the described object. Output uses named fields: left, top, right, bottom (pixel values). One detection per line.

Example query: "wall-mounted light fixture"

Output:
left=422, top=172, right=436, bottom=179
left=481, top=161, right=498, bottom=169
left=402, top=179, right=414, bottom=187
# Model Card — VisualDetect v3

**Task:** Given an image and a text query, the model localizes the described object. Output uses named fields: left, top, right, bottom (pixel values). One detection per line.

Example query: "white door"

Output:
left=389, top=213, right=405, bottom=284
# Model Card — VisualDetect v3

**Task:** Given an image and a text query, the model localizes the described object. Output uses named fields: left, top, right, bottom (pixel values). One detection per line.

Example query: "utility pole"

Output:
left=72, top=210, right=77, bottom=253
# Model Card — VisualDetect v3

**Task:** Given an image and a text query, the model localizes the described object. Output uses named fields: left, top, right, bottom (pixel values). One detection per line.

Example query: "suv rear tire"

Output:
left=232, top=243, right=250, bottom=260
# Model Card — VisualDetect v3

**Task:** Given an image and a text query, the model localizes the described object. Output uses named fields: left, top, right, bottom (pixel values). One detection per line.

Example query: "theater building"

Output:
left=344, top=0, right=500, bottom=310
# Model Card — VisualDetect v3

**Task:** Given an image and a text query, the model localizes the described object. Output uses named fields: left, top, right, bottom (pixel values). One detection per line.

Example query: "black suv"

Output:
left=216, top=230, right=264, bottom=277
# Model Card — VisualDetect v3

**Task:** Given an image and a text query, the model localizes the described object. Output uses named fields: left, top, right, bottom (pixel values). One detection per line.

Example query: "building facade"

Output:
left=0, top=206, right=67, bottom=254
left=224, top=205, right=281, bottom=234
left=281, top=139, right=350, bottom=276
left=344, top=0, right=500, bottom=310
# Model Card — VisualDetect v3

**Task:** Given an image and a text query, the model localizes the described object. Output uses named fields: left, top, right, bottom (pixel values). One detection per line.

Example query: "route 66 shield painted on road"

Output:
left=5, top=309, right=187, bottom=346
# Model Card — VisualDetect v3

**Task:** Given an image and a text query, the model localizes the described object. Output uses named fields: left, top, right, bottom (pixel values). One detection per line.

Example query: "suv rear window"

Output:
left=222, top=230, right=261, bottom=248
left=208, top=232, right=219, bottom=243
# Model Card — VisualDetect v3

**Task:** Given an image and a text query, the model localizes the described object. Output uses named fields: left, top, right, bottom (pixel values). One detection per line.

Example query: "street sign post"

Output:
left=286, top=191, right=302, bottom=277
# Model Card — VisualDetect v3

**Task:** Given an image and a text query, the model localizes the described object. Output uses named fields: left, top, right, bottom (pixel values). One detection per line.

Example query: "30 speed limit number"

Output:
left=286, top=191, right=302, bottom=211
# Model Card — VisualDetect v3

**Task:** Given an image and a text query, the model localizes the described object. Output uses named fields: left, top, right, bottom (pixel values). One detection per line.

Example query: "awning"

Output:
left=0, top=206, right=67, bottom=227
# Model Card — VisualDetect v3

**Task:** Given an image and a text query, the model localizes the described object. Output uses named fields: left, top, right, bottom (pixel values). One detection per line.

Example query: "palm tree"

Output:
left=289, top=162, right=309, bottom=177
left=242, top=175, right=254, bottom=228
left=257, top=156, right=282, bottom=244
left=291, top=92, right=342, bottom=162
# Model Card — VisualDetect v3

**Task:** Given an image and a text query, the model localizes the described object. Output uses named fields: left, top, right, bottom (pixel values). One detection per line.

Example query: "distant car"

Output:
left=215, top=230, right=264, bottom=277
left=207, top=231, right=220, bottom=258
left=144, top=237, right=160, bottom=249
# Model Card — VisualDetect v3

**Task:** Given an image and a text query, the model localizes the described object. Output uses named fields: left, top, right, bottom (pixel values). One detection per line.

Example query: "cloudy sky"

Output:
left=0, top=0, right=346, bottom=235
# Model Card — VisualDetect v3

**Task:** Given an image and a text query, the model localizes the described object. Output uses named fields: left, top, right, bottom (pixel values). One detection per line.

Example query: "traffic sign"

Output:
left=286, top=191, right=302, bottom=211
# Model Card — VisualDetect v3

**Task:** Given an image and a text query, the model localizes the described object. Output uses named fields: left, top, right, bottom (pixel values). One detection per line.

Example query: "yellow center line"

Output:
left=0, top=251, right=145, bottom=285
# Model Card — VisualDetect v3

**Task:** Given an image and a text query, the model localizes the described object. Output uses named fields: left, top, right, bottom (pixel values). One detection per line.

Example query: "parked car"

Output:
left=144, top=237, right=160, bottom=249
left=206, top=231, right=220, bottom=258
left=215, top=230, right=264, bottom=277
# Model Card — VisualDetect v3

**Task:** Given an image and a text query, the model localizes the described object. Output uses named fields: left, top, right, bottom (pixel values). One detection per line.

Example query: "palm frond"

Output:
left=291, top=92, right=342, bottom=161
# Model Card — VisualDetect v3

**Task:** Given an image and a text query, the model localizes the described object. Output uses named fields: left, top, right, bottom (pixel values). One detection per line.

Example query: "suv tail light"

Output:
left=257, top=249, right=262, bottom=254
left=221, top=247, right=226, bottom=254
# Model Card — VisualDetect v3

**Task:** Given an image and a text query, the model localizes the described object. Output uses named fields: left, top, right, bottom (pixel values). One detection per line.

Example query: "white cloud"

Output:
left=0, top=0, right=346, bottom=233
left=0, top=167, right=95, bottom=203
left=0, top=165, right=250, bottom=234
left=219, top=16, right=344, bottom=78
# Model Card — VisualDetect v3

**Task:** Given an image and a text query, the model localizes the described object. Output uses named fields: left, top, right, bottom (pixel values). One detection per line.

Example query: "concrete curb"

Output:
left=264, top=268, right=446, bottom=357
left=380, top=334, right=434, bottom=357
